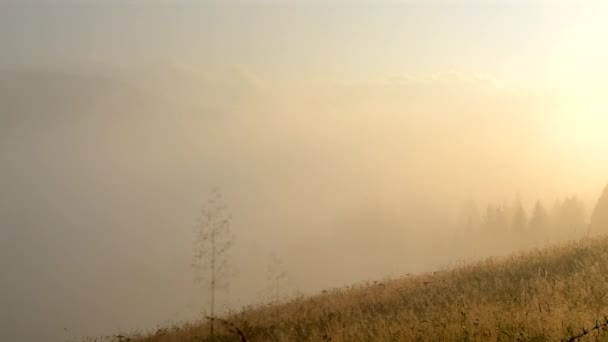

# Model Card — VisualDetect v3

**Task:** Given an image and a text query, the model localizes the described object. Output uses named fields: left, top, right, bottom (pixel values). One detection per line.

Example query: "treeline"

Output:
left=455, top=184, right=608, bottom=257
left=475, top=197, right=586, bottom=239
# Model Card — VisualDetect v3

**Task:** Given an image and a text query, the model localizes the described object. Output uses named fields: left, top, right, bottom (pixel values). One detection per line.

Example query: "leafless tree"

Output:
left=193, top=189, right=235, bottom=342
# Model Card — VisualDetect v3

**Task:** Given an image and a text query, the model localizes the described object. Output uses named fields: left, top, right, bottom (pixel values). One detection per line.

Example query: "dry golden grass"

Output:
left=125, top=235, right=608, bottom=341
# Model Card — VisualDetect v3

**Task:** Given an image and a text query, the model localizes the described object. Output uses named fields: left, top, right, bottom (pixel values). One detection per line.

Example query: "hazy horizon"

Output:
left=2, top=1, right=608, bottom=341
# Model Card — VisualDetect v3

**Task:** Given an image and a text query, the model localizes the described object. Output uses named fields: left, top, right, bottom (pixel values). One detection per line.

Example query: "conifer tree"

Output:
left=590, top=184, right=608, bottom=233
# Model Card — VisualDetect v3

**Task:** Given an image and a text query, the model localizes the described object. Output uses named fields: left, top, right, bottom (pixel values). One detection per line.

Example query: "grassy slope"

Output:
left=131, top=235, right=608, bottom=341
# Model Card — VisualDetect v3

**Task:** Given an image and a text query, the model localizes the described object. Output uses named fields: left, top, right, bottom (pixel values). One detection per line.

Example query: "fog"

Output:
left=2, top=1, right=608, bottom=341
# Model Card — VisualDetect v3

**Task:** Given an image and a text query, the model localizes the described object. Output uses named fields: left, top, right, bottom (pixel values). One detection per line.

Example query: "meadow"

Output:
left=115, top=234, right=608, bottom=342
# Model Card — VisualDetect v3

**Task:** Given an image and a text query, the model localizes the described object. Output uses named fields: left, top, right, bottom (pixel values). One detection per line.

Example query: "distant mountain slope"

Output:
left=130, top=235, right=608, bottom=341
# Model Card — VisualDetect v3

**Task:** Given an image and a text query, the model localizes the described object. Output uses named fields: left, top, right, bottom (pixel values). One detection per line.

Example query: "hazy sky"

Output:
left=0, top=1, right=605, bottom=81
left=2, top=1, right=608, bottom=341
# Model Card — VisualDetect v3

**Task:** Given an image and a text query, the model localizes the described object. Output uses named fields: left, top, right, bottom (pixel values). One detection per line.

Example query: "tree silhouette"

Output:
left=511, top=196, right=528, bottom=234
left=193, top=190, right=235, bottom=342
left=590, top=184, right=608, bottom=233
left=551, top=196, right=587, bottom=239
left=482, top=204, right=508, bottom=232
left=529, top=201, right=548, bottom=230
left=529, top=200, right=548, bottom=244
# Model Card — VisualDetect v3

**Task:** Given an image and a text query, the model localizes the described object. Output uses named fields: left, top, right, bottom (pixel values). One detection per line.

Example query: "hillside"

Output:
left=121, top=235, right=608, bottom=342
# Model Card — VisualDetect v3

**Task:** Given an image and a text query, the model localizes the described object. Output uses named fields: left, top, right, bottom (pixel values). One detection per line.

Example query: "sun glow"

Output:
left=541, top=3, right=608, bottom=167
